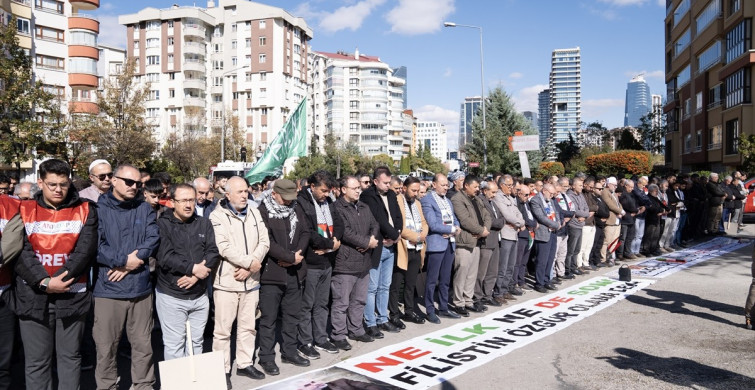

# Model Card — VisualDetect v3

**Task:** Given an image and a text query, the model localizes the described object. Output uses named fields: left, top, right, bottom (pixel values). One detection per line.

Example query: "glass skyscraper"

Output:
left=624, top=75, right=652, bottom=127
left=459, top=96, right=482, bottom=156
left=538, top=89, right=551, bottom=148
left=549, top=47, right=581, bottom=143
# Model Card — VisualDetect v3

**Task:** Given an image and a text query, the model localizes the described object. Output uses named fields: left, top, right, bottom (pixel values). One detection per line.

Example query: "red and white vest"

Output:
left=0, top=196, right=21, bottom=294
left=20, top=200, right=90, bottom=293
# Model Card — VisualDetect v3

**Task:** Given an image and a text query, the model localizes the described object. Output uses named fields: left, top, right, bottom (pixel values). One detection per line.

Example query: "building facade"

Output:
left=537, top=88, right=551, bottom=148
left=119, top=0, right=313, bottom=151
left=549, top=47, right=581, bottom=143
left=308, top=49, right=407, bottom=161
left=624, top=74, right=652, bottom=127
left=664, top=0, right=751, bottom=172
left=522, top=111, right=538, bottom=131
left=458, top=96, right=482, bottom=158
left=415, top=121, right=447, bottom=162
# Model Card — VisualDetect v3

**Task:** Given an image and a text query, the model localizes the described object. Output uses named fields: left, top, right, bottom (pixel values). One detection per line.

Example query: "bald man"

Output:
left=193, top=177, right=217, bottom=217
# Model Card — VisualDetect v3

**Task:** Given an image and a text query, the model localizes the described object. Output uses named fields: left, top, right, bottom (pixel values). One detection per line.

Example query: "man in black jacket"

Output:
left=10, top=159, right=98, bottom=390
left=618, top=181, right=639, bottom=260
left=588, top=181, right=610, bottom=269
left=706, top=173, right=726, bottom=235
left=360, top=166, right=403, bottom=338
left=296, top=171, right=343, bottom=360
left=156, top=183, right=219, bottom=361
left=257, top=179, right=311, bottom=375
left=475, top=181, right=504, bottom=309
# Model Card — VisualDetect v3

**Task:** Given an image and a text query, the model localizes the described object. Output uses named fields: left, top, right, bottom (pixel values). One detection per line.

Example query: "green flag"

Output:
left=245, top=98, right=307, bottom=184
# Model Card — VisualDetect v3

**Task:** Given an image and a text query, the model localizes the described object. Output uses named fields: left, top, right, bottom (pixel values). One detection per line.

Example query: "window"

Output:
left=134, top=40, right=140, bottom=50
left=349, top=78, right=359, bottom=86
left=260, top=88, right=267, bottom=98
left=231, top=23, right=237, bottom=32
left=36, top=54, right=64, bottom=70
left=684, top=133, right=692, bottom=153
left=169, top=72, right=176, bottom=80
left=69, top=58, right=97, bottom=74
left=677, top=64, right=691, bottom=86
left=168, top=54, right=174, bottom=64
left=725, top=118, right=739, bottom=154
left=261, top=108, right=268, bottom=115
left=147, top=55, right=160, bottom=65
left=695, top=92, right=703, bottom=114
left=244, top=55, right=251, bottom=66
left=709, top=125, right=722, bottom=150
left=259, top=72, right=267, bottom=81
left=146, top=38, right=159, bottom=48
left=70, top=31, right=98, bottom=46
left=147, top=108, right=159, bottom=117
left=35, top=0, right=64, bottom=14
left=149, top=90, right=160, bottom=100
left=350, top=89, right=359, bottom=97
left=167, top=37, right=174, bottom=46
left=245, top=73, right=252, bottom=82
left=42, top=84, right=65, bottom=98
left=35, top=25, right=64, bottom=42
left=725, top=19, right=751, bottom=63
left=146, top=20, right=160, bottom=30
left=259, top=20, right=266, bottom=28
left=259, top=36, right=266, bottom=46
left=214, top=43, right=222, bottom=53
left=674, top=29, right=691, bottom=57
left=232, top=56, right=237, bottom=66
left=244, top=21, right=251, bottom=31
left=259, top=54, right=266, bottom=63
left=168, top=20, right=174, bottom=28
left=673, top=0, right=690, bottom=27
left=730, top=0, right=741, bottom=16
left=350, top=101, right=359, bottom=109
left=697, top=0, right=721, bottom=34
left=696, top=130, right=703, bottom=151
left=725, top=67, right=751, bottom=108
left=16, top=17, right=30, bottom=35
left=231, top=39, right=237, bottom=49
left=697, top=41, right=722, bottom=72
left=169, top=89, right=175, bottom=98
left=146, top=73, right=159, bottom=82
left=350, top=112, right=359, bottom=120
left=245, top=38, right=251, bottom=48
left=294, top=44, right=300, bottom=54
left=213, top=60, right=223, bottom=70
left=708, top=84, right=724, bottom=108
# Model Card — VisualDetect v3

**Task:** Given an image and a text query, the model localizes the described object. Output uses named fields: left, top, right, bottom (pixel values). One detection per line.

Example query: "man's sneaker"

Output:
left=332, top=339, right=352, bottom=351
left=348, top=332, right=375, bottom=343
left=297, top=344, right=320, bottom=360
left=314, top=340, right=339, bottom=354
left=237, top=365, right=265, bottom=380
left=282, top=354, right=310, bottom=367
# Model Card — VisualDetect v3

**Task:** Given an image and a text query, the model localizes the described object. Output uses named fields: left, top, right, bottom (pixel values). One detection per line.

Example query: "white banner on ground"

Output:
left=328, top=277, right=655, bottom=389
left=607, top=237, right=752, bottom=280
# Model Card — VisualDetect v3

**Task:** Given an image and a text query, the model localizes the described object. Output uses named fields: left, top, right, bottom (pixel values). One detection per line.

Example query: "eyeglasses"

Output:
left=116, top=176, right=142, bottom=188
left=594, top=187, right=604, bottom=190
left=361, top=180, right=370, bottom=184
left=43, top=181, right=70, bottom=190
left=173, top=198, right=196, bottom=205
left=0, top=186, right=9, bottom=193
left=93, top=172, right=113, bottom=181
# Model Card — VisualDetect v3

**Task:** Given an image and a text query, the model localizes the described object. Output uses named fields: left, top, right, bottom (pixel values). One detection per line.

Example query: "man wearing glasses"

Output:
left=11, top=159, right=98, bottom=389
left=92, top=165, right=160, bottom=390
left=0, top=174, right=10, bottom=196
left=79, top=159, right=113, bottom=203
left=358, top=173, right=372, bottom=191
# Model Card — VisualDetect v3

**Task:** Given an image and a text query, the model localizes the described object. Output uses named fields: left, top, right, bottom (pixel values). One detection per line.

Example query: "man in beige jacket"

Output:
left=210, top=176, right=270, bottom=387
left=600, top=177, right=624, bottom=266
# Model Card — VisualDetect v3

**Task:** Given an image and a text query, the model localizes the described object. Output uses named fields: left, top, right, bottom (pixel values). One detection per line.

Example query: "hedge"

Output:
left=585, top=150, right=652, bottom=176
left=538, top=161, right=565, bottom=178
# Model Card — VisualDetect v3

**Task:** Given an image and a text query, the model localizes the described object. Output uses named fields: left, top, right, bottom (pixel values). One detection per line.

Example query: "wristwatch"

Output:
left=39, top=277, right=51, bottom=292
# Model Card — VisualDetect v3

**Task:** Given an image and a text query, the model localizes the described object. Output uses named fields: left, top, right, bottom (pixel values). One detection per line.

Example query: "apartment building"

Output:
left=415, top=121, right=448, bottom=162
left=308, top=49, right=408, bottom=161
left=549, top=47, right=581, bottom=143
left=119, top=0, right=313, bottom=150
left=665, top=0, right=751, bottom=172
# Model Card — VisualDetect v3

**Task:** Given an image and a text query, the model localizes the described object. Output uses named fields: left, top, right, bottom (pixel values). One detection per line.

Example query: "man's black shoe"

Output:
left=511, top=287, right=524, bottom=296
left=332, top=339, right=352, bottom=351
left=259, top=361, right=280, bottom=376
left=596, top=262, right=608, bottom=268
left=226, top=373, right=233, bottom=389
left=520, top=283, right=534, bottom=291
left=572, top=269, right=583, bottom=275
left=466, top=302, right=485, bottom=313
left=237, top=365, right=265, bottom=380
left=282, top=354, right=310, bottom=367
left=453, top=306, right=470, bottom=317
left=348, top=332, right=375, bottom=343
left=365, top=326, right=384, bottom=339
left=563, top=274, right=576, bottom=280
left=297, top=344, right=320, bottom=360
left=534, top=285, right=548, bottom=293
left=545, top=284, right=558, bottom=291
left=401, top=312, right=426, bottom=324
left=389, top=316, right=406, bottom=330
left=315, top=340, right=339, bottom=354
left=379, top=321, right=400, bottom=333
left=590, top=264, right=599, bottom=270
left=426, top=312, right=441, bottom=324
left=551, top=278, right=563, bottom=285
left=438, top=310, right=461, bottom=319
left=482, top=297, right=502, bottom=307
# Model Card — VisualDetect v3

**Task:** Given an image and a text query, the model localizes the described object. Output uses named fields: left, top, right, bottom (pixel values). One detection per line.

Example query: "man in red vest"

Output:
left=0, top=193, right=23, bottom=390
left=10, top=159, right=98, bottom=390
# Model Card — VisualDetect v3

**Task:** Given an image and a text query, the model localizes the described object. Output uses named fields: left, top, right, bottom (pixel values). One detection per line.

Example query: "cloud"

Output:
left=414, top=104, right=460, bottom=150
left=512, top=84, right=549, bottom=112
left=508, top=72, right=523, bottom=79
left=97, top=15, right=127, bottom=49
left=443, top=68, right=452, bottom=77
left=385, top=0, right=455, bottom=35
left=597, top=0, right=648, bottom=5
left=585, top=6, right=619, bottom=20
left=317, top=0, right=387, bottom=33
left=582, top=98, right=624, bottom=122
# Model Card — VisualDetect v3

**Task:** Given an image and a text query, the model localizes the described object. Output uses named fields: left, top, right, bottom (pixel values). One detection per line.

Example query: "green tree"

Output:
left=0, top=19, right=61, bottom=173
left=579, top=121, right=610, bottom=148
left=637, top=111, right=666, bottom=154
left=616, top=129, right=643, bottom=150
left=465, top=87, right=542, bottom=175
left=399, top=155, right=411, bottom=174
left=556, top=133, right=580, bottom=168
left=737, top=134, right=755, bottom=173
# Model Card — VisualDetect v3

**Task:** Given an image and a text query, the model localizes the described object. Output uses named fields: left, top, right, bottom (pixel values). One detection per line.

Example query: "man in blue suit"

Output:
left=420, top=173, right=461, bottom=324
left=529, top=183, right=562, bottom=293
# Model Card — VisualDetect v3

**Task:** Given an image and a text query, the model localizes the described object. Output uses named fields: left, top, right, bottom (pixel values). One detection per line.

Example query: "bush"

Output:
left=538, top=161, right=565, bottom=178
left=585, top=150, right=652, bottom=177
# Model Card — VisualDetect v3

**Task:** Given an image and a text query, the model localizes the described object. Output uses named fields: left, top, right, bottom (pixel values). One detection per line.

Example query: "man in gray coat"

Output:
left=476, top=181, right=505, bottom=309
left=492, top=175, right=524, bottom=303
left=565, top=177, right=590, bottom=278
left=529, top=184, right=562, bottom=293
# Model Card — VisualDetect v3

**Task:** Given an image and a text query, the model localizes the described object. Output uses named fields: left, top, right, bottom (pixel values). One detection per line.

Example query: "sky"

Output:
left=97, top=0, right=666, bottom=150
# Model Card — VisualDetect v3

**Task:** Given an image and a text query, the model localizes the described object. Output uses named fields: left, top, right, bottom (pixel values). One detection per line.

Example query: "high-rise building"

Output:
left=549, top=47, right=581, bottom=143
left=664, top=0, right=750, bottom=172
left=119, top=0, right=313, bottom=150
left=651, top=94, right=663, bottom=128
left=459, top=96, right=482, bottom=157
left=392, top=66, right=407, bottom=109
left=522, top=111, right=538, bottom=131
left=537, top=89, right=551, bottom=147
left=415, top=121, right=447, bottom=162
left=624, top=75, right=652, bottom=127
left=308, top=49, right=407, bottom=161
left=2, top=0, right=102, bottom=117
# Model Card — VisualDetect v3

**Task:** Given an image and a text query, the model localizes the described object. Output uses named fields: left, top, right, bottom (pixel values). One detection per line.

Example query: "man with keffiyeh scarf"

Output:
left=257, top=179, right=311, bottom=376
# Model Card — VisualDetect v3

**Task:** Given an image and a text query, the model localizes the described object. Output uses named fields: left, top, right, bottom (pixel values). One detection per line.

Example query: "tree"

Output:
left=82, top=58, right=157, bottom=167
left=617, top=128, right=643, bottom=150
left=160, top=131, right=218, bottom=183
left=464, top=87, right=542, bottom=175
left=637, top=111, right=666, bottom=154
left=737, top=134, right=755, bottom=173
left=0, top=19, right=61, bottom=173
left=556, top=133, right=580, bottom=168
left=579, top=121, right=609, bottom=148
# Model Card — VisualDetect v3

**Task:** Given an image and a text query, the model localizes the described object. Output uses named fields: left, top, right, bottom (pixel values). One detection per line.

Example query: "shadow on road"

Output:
left=598, top=348, right=754, bottom=389
left=625, top=288, right=741, bottom=327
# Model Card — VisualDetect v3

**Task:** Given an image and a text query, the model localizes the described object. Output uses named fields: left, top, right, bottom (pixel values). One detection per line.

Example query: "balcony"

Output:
left=69, top=14, right=99, bottom=33
left=68, top=45, right=99, bottom=60
left=184, top=79, right=206, bottom=90
left=183, top=97, right=205, bottom=108
left=183, top=42, right=206, bottom=55
left=69, top=0, right=99, bottom=11
left=183, top=60, right=206, bottom=73
left=69, top=99, right=98, bottom=114
left=183, top=24, right=206, bottom=38
left=69, top=73, right=98, bottom=89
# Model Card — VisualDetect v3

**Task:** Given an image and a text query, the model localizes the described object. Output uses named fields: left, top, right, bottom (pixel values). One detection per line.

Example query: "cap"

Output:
left=88, top=159, right=111, bottom=174
left=606, top=177, right=617, bottom=185
left=273, top=179, right=298, bottom=201
left=448, top=171, right=466, bottom=181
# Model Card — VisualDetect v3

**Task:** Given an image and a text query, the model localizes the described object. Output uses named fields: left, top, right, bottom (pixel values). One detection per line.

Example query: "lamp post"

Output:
left=220, top=65, right=249, bottom=161
left=444, top=21, right=487, bottom=172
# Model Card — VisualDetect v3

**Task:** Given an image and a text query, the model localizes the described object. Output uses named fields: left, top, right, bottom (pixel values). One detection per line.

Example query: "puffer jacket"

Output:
left=210, top=199, right=269, bottom=292
left=332, top=197, right=379, bottom=275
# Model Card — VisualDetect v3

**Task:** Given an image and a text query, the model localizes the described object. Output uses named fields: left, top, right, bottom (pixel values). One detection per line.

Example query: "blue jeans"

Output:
left=155, top=290, right=209, bottom=361
left=364, top=246, right=394, bottom=327
left=674, top=212, right=687, bottom=245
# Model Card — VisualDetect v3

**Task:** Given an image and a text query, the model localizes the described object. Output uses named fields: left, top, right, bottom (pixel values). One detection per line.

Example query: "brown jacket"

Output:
left=451, top=191, right=492, bottom=249
left=601, top=188, right=624, bottom=226
left=396, top=194, right=428, bottom=270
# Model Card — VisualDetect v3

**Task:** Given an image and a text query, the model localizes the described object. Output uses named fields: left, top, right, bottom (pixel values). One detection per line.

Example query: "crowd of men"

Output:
left=0, top=161, right=751, bottom=390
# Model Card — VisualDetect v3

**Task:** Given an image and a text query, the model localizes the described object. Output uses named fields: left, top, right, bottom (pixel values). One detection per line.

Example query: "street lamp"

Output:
left=220, top=65, right=249, bottom=161
left=444, top=21, right=487, bottom=172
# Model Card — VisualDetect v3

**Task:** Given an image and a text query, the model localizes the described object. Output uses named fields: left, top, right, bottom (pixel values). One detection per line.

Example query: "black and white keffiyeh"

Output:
left=263, top=192, right=298, bottom=243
